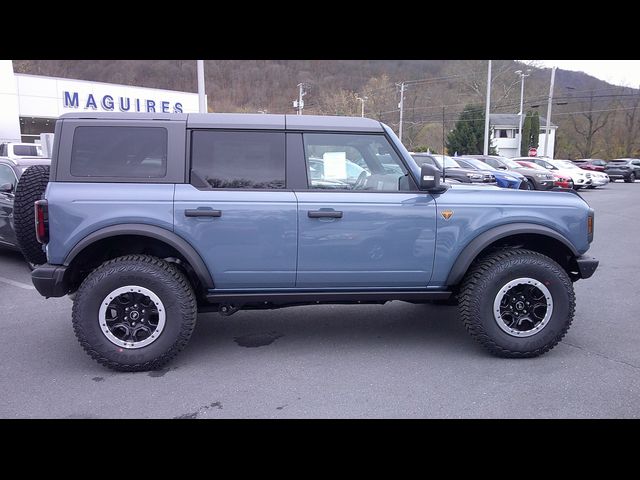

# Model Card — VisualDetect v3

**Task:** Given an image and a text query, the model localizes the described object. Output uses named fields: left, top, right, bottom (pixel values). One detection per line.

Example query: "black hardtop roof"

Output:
left=58, top=112, right=384, bottom=132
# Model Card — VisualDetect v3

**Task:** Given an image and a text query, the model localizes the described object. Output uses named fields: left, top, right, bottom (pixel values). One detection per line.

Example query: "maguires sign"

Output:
left=63, top=91, right=183, bottom=113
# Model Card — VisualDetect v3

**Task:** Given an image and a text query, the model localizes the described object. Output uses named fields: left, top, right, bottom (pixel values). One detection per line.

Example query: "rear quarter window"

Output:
left=70, top=126, right=167, bottom=178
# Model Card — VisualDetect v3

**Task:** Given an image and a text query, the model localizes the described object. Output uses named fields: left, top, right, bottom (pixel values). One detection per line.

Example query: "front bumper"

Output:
left=535, top=180, right=555, bottom=190
left=605, top=170, right=628, bottom=179
left=31, top=264, right=70, bottom=297
left=575, top=255, right=599, bottom=279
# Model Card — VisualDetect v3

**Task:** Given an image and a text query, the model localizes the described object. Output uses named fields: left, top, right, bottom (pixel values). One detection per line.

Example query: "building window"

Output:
left=496, top=129, right=517, bottom=138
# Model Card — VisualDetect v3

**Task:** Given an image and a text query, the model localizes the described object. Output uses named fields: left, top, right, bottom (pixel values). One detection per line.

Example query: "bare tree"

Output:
left=569, top=91, right=615, bottom=158
left=622, top=89, right=640, bottom=157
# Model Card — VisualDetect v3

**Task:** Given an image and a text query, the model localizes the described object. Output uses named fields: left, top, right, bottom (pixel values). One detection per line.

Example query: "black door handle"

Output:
left=308, top=210, right=343, bottom=218
left=185, top=209, right=222, bottom=217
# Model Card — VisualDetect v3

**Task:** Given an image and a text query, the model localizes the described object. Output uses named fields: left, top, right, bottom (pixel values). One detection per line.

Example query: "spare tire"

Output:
left=14, top=165, right=50, bottom=266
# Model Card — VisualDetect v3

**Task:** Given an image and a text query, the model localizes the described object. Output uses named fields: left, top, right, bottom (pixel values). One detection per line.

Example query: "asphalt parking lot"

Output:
left=1, top=183, right=639, bottom=419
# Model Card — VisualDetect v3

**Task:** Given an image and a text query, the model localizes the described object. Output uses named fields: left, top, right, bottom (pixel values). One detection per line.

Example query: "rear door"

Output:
left=173, top=128, right=298, bottom=290
left=294, top=132, right=437, bottom=288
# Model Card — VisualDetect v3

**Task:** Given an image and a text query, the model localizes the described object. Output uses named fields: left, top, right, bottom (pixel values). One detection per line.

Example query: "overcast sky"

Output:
left=520, top=60, right=640, bottom=88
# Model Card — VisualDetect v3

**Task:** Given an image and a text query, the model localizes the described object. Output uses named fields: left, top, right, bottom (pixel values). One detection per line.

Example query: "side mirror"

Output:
left=0, top=183, right=14, bottom=194
left=498, top=165, right=508, bottom=170
left=419, top=164, right=447, bottom=193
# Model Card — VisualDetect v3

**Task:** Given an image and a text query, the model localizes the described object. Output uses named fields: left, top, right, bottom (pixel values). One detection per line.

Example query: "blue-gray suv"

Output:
left=17, top=112, right=598, bottom=371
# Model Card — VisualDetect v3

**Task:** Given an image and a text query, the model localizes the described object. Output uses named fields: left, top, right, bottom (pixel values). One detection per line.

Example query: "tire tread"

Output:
left=72, top=254, right=197, bottom=372
left=458, top=248, right=575, bottom=358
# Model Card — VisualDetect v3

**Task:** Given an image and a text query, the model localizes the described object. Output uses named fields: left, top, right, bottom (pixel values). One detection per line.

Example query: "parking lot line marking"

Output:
left=0, top=276, right=36, bottom=290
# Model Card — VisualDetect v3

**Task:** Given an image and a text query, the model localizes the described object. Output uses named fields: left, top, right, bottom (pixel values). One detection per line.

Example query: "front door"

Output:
left=174, top=130, right=297, bottom=290
left=295, top=133, right=437, bottom=288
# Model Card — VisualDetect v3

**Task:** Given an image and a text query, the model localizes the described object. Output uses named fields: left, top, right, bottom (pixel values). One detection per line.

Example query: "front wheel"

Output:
left=458, top=249, right=575, bottom=357
left=72, top=255, right=197, bottom=371
left=520, top=179, right=532, bottom=190
left=625, top=172, right=636, bottom=183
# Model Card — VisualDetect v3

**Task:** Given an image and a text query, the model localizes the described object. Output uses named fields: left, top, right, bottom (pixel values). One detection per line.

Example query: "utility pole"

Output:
left=294, top=83, right=307, bottom=115
left=515, top=69, right=531, bottom=155
left=398, top=82, right=405, bottom=143
left=197, top=60, right=206, bottom=113
left=483, top=60, right=492, bottom=155
left=543, top=66, right=557, bottom=158
left=355, top=95, right=368, bottom=117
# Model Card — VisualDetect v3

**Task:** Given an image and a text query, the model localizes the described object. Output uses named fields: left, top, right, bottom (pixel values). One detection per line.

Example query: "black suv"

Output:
left=604, top=158, right=640, bottom=182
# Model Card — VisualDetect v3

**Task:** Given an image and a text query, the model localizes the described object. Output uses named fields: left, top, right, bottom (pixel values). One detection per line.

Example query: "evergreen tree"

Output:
left=520, top=111, right=532, bottom=156
left=530, top=111, right=540, bottom=149
left=446, top=105, right=496, bottom=155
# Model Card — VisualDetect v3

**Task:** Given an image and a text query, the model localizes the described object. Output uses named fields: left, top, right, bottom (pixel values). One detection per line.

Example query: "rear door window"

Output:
left=70, top=126, right=168, bottom=178
left=190, top=130, right=286, bottom=189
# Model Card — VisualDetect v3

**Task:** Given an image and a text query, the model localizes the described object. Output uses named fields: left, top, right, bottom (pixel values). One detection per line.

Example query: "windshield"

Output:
left=519, top=161, right=547, bottom=171
left=461, top=158, right=493, bottom=170
left=501, top=158, right=523, bottom=169
left=432, top=155, right=462, bottom=169
left=553, top=160, right=581, bottom=170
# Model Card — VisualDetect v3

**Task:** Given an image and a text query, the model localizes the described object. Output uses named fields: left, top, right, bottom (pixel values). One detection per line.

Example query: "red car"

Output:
left=573, top=159, right=606, bottom=172
left=514, top=160, right=573, bottom=189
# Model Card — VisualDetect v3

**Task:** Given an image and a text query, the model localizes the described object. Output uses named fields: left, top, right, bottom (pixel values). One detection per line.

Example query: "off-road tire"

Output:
left=458, top=248, right=575, bottom=358
left=13, top=165, right=50, bottom=266
left=72, top=255, right=197, bottom=371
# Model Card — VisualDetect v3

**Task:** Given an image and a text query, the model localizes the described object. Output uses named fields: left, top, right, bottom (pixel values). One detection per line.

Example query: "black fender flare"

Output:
left=445, top=223, right=579, bottom=286
left=63, top=223, right=214, bottom=289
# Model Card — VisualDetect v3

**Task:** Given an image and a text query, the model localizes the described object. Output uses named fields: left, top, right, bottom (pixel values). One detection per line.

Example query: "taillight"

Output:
left=587, top=209, right=594, bottom=243
left=35, top=199, right=49, bottom=244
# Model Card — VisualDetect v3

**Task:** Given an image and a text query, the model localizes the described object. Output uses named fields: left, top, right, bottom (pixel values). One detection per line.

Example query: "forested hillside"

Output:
left=13, top=60, right=640, bottom=159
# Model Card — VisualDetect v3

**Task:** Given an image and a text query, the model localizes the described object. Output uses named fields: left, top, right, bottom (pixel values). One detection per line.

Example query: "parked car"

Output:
left=454, top=157, right=523, bottom=189
left=410, top=153, right=496, bottom=185
left=573, top=159, right=607, bottom=172
left=586, top=170, right=610, bottom=188
left=0, top=156, right=51, bottom=263
left=604, top=158, right=640, bottom=182
left=466, top=155, right=554, bottom=190
left=19, top=112, right=598, bottom=371
left=517, top=157, right=592, bottom=190
left=514, top=160, right=575, bottom=189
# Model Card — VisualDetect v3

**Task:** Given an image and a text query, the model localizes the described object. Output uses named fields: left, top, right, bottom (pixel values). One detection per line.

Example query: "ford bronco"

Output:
left=16, top=112, right=598, bottom=371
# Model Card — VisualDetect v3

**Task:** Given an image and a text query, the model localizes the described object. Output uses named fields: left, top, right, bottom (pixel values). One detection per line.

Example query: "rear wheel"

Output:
left=72, top=255, right=197, bottom=371
left=13, top=165, right=50, bottom=266
left=458, top=249, right=575, bottom=357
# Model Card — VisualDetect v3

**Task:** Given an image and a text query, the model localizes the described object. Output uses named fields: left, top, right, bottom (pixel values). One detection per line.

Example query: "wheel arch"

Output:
left=64, top=224, right=214, bottom=294
left=446, top=223, right=579, bottom=287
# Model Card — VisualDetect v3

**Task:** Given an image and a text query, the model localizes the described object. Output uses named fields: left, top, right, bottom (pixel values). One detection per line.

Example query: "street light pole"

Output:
left=197, top=60, right=206, bottom=113
left=398, top=82, right=405, bottom=143
left=515, top=69, right=531, bottom=156
left=296, top=83, right=306, bottom=115
left=483, top=60, right=492, bottom=155
left=543, top=66, right=557, bottom=158
left=355, top=95, right=368, bottom=117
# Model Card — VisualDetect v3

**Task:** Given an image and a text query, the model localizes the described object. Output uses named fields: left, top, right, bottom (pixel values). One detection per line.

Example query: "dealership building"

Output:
left=0, top=60, right=201, bottom=145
